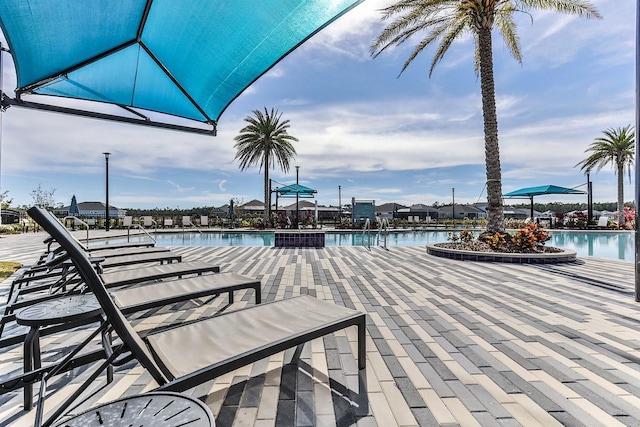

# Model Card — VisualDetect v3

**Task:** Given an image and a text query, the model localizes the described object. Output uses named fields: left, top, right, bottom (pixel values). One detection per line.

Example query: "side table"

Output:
left=16, top=294, right=105, bottom=410
left=51, top=391, right=215, bottom=426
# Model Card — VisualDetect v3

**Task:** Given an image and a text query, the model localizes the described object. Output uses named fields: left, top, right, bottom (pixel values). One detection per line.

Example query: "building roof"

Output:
left=58, top=201, right=120, bottom=211
left=376, top=202, right=406, bottom=212
left=240, top=199, right=265, bottom=208
left=281, top=200, right=317, bottom=210
left=437, top=204, right=485, bottom=214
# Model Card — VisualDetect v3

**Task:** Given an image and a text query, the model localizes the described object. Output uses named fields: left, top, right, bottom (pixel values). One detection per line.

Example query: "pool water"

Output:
left=113, top=230, right=635, bottom=261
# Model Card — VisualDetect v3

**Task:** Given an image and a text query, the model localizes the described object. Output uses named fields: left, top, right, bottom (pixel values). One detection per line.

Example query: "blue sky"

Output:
left=0, top=0, right=635, bottom=210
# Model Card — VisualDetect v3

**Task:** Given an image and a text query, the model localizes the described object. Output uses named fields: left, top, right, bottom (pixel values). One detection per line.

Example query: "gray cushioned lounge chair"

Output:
left=27, top=206, right=366, bottom=427
left=12, top=245, right=182, bottom=296
left=2, top=211, right=262, bottom=412
left=2, top=255, right=223, bottom=343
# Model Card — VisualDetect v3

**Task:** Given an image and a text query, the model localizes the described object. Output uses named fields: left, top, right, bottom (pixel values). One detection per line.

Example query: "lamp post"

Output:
left=103, top=152, right=110, bottom=231
left=587, top=173, right=593, bottom=225
left=338, top=185, right=342, bottom=224
left=452, top=188, right=455, bottom=227
left=295, top=166, right=300, bottom=228
left=268, top=179, right=272, bottom=226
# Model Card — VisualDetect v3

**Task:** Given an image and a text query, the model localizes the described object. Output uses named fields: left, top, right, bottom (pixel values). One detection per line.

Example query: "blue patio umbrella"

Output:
left=69, top=195, right=79, bottom=216
left=0, top=0, right=363, bottom=135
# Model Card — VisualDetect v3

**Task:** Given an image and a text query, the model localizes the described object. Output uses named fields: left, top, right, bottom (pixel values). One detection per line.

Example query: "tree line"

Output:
left=513, top=201, right=635, bottom=215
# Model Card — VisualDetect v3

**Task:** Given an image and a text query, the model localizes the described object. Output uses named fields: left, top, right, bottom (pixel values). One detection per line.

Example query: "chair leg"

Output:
left=357, top=318, right=366, bottom=371
left=101, top=326, right=113, bottom=383
left=23, top=326, right=40, bottom=410
left=255, top=285, right=262, bottom=304
left=291, top=343, right=305, bottom=364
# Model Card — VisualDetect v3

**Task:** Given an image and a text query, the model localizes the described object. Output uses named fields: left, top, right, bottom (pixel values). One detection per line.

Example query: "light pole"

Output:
left=587, top=173, right=593, bottom=225
left=338, top=185, right=342, bottom=223
left=295, top=166, right=300, bottom=228
left=452, top=188, right=455, bottom=227
left=103, top=152, right=110, bottom=231
left=268, top=179, right=272, bottom=226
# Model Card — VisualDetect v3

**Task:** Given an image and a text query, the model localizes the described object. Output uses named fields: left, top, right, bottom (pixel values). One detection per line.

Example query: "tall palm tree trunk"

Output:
left=617, top=163, right=624, bottom=228
left=478, top=28, right=504, bottom=234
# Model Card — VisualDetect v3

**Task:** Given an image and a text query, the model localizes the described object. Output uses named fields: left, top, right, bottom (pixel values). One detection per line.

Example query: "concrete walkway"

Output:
left=0, top=231, right=638, bottom=426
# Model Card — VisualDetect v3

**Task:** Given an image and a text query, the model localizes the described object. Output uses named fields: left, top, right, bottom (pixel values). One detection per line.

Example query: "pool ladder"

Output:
left=362, top=218, right=389, bottom=250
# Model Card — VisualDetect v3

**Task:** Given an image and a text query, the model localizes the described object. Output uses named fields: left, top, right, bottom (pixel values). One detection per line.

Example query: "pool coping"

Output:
left=425, top=244, right=577, bottom=264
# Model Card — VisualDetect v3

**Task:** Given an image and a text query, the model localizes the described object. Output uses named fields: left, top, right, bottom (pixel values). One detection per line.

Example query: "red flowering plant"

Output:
left=480, top=232, right=507, bottom=250
left=512, top=223, right=551, bottom=252
left=459, top=229, right=474, bottom=242
left=446, top=229, right=475, bottom=244
left=623, top=207, right=636, bottom=229
left=442, top=224, right=557, bottom=254
left=612, top=207, right=636, bottom=229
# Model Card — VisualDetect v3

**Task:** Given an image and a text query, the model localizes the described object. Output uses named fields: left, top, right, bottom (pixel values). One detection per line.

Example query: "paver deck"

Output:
left=0, top=231, right=639, bottom=426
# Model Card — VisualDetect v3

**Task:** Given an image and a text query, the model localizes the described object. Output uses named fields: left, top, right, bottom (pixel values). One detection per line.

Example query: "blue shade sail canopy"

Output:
left=503, top=185, right=586, bottom=198
left=503, top=185, right=586, bottom=219
left=277, top=184, right=317, bottom=198
left=0, top=0, right=363, bottom=135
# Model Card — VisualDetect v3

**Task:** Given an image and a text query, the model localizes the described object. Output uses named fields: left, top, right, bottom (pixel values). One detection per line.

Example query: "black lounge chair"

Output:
left=3, top=212, right=261, bottom=411
left=6, top=244, right=185, bottom=304
left=27, top=206, right=366, bottom=427
left=10, top=270, right=261, bottom=411
left=95, top=251, right=182, bottom=269
left=43, top=235, right=156, bottom=251
left=2, top=255, right=223, bottom=342
left=82, top=245, right=171, bottom=258
left=7, top=255, right=222, bottom=306
left=42, top=240, right=167, bottom=260
left=1, top=269, right=260, bottom=347
left=99, top=261, right=220, bottom=287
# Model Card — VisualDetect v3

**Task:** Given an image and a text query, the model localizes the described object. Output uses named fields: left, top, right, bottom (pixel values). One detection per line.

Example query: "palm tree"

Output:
left=576, top=125, right=635, bottom=228
left=371, top=0, right=600, bottom=234
left=234, top=108, right=298, bottom=226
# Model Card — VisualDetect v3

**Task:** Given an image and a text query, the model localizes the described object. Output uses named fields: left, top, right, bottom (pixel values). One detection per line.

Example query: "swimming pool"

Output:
left=114, top=230, right=635, bottom=261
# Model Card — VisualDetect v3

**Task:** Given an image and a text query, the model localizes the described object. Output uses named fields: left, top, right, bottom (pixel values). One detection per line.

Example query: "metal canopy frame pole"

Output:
left=295, top=166, right=300, bottom=229
left=530, top=196, right=534, bottom=221
left=635, top=0, right=640, bottom=302
left=1, top=97, right=217, bottom=136
left=103, top=153, right=110, bottom=231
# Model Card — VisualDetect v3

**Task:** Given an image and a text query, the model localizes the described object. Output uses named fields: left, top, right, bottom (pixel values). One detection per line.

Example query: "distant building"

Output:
left=54, top=201, right=126, bottom=219
left=438, top=204, right=486, bottom=220
left=352, top=198, right=375, bottom=226
left=1, top=209, right=20, bottom=224
left=269, top=200, right=338, bottom=221
left=396, top=204, right=440, bottom=222
left=376, top=203, right=406, bottom=220
left=237, top=199, right=265, bottom=215
left=503, top=206, right=535, bottom=220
